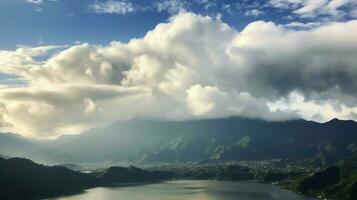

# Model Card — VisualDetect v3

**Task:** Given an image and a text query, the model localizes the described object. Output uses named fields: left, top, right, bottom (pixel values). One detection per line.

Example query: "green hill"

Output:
left=294, top=158, right=357, bottom=200
left=0, top=157, right=174, bottom=199
left=0, top=157, right=97, bottom=199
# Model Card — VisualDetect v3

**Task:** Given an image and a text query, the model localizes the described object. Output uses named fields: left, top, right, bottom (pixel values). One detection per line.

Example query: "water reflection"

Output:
left=55, top=180, right=316, bottom=200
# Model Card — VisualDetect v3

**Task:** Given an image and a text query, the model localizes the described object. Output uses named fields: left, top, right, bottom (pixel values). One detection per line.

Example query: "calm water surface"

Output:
left=55, top=180, right=316, bottom=200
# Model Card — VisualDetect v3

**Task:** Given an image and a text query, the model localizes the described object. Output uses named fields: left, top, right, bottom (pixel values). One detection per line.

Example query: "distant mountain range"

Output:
left=0, top=133, right=47, bottom=159
left=1, top=117, right=357, bottom=165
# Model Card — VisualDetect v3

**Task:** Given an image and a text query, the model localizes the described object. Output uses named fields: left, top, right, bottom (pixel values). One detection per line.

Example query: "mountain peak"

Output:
left=325, top=118, right=356, bottom=124
left=327, top=118, right=342, bottom=123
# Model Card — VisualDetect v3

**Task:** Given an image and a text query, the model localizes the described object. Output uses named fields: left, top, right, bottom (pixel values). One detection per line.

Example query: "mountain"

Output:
left=0, top=157, right=174, bottom=199
left=1, top=117, right=357, bottom=165
left=26, top=120, right=187, bottom=164
left=146, top=117, right=357, bottom=163
left=294, top=157, right=357, bottom=200
left=56, top=163, right=84, bottom=171
left=99, top=166, right=174, bottom=186
left=0, top=157, right=98, bottom=200
left=0, top=133, right=48, bottom=159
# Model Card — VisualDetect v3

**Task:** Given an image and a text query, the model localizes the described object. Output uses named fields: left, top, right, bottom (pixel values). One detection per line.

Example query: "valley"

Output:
left=1, top=117, right=356, bottom=200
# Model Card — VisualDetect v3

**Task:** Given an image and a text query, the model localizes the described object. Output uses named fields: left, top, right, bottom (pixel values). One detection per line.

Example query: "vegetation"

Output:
left=1, top=117, right=356, bottom=200
left=167, top=164, right=254, bottom=180
left=282, top=157, right=357, bottom=200
left=298, top=165, right=341, bottom=192
left=1, top=155, right=356, bottom=200
left=1, top=118, right=357, bottom=165
left=99, top=166, right=174, bottom=186
left=0, top=157, right=173, bottom=200
left=0, top=157, right=97, bottom=199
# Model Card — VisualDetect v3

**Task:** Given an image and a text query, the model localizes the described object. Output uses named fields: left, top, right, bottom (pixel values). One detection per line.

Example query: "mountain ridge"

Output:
left=1, top=117, right=356, bottom=165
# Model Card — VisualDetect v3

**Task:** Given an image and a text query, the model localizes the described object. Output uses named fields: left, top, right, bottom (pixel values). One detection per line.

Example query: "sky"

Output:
left=0, top=0, right=357, bottom=138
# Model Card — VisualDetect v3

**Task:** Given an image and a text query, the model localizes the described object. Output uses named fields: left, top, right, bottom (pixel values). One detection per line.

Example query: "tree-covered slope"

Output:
left=1, top=117, right=357, bottom=165
left=294, top=158, right=357, bottom=200
left=0, top=157, right=98, bottom=199
left=0, top=157, right=174, bottom=199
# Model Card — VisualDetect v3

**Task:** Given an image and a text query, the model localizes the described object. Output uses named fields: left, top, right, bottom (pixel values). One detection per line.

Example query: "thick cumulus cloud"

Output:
left=1, top=13, right=357, bottom=138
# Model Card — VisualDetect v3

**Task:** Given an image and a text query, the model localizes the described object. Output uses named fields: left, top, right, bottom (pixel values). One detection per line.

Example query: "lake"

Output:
left=55, top=180, right=316, bottom=200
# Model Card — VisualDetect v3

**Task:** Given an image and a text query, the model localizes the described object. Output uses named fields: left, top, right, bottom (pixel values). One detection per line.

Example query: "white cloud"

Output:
left=83, top=98, right=96, bottom=114
left=153, top=0, right=188, bottom=14
left=186, top=84, right=290, bottom=120
left=24, top=0, right=58, bottom=5
left=294, top=0, right=328, bottom=18
left=35, top=7, right=43, bottom=12
left=268, top=91, right=357, bottom=122
left=245, top=9, right=263, bottom=17
left=284, top=21, right=322, bottom=28
left=152, top=0, right=216, bottom=14
left=91, top=0, right=135, bottom=15
left=24, top=0, right=43, bottom=4
left=1, top=13, right=357, bottom=138
left=268, top=0, right=357, bottom=19
left=195, top=0, right=217, bottom=10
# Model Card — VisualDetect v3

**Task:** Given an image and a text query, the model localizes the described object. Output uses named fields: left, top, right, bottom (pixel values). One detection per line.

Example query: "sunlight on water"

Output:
left=55, top=180, right=316, bottom=200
